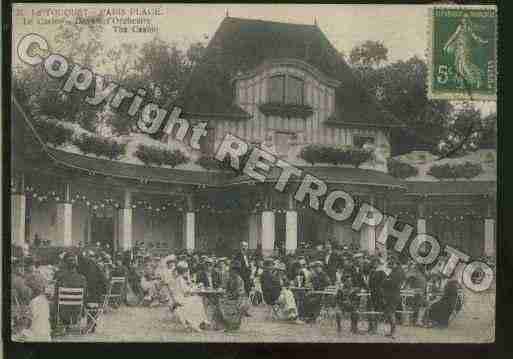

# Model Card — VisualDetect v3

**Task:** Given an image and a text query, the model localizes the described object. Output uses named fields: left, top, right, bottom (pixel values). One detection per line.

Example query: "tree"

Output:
left=349, top=40, right=388, bottom=68
left=13, top=26, right=206, bottom=137
left=104, top=37, right=206, bottom=136
left=349, top=40, right=496, bottom=157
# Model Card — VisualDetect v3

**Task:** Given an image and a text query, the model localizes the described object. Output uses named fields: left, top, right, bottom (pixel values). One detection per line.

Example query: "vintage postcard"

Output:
left=7, top=3, right=497, bottom=345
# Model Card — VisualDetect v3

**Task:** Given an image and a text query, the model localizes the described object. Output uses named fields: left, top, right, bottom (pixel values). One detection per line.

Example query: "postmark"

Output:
left=427, top=6, right=497, bottom=101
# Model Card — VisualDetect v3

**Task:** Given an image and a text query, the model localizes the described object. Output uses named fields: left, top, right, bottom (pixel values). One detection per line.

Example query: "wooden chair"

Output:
left=103, top=277, right=126, bottom=311
left=56, top=287, right=84, bottom=334
left=355, top=290, right=383, bottom=329
left=396, top=289, right=417, bottom=325
left=317, top=286, right=338, bottom=326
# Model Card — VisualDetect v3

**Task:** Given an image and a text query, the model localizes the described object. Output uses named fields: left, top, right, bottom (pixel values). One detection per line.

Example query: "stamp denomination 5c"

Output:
left=428, top=6, right=497, bottom=101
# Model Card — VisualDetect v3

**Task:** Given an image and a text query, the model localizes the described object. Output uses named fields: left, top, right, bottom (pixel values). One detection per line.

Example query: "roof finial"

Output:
left=226, top=9, right=230, bottom=17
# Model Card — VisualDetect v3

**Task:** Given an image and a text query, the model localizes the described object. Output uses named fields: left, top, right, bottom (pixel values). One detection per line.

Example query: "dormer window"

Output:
left=268, top=75, right=304, bottom=105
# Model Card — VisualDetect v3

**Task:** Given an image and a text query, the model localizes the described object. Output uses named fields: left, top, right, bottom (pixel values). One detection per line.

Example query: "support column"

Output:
left=55, top=183, right=72, bottom=247
left=118, top=190, right=133, bottom=251
left=285, top=211, right=298, bottom=254
left=417, top=200, right=426, bottom=234
left=360, top=196, right=376, bottom=255
left=261, top=211, right=275, bottom=257
left=484, top=198, right=495, bottom=257
left=183, top=194, right=195, bottom=252
left=285, top=192, right=298, bottom=254
left=11, top=194, right=26, bottom=248
left=11, top=174, right=26, bottom=248
left=248, top=213, right=260, bottom=250
left=183, top=212, right=195, bottom=252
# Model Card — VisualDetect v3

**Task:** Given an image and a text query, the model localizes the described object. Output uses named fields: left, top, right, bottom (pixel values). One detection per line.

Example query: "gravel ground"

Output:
left=54, top=288, right=495, bottom=343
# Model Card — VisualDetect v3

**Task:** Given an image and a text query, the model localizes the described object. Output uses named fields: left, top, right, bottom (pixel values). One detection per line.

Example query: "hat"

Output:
left=298, top=258, right=307, bottom=266
left=263, top=258, right=274, bottom=267
left=353, top=252, right=364, bottom=259
left=176, top=261, right=189, bottom=270
left=205, top=257, right=214, bottom=264
left=165, top=254, right=177, bottom=264
left=275, top=262, right=286, bottom=271
left=311, top=260, right=323, bottom=268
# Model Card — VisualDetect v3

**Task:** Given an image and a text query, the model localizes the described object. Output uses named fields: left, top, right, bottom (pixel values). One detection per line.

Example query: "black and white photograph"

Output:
left=6, top=2, right=498, bottom=345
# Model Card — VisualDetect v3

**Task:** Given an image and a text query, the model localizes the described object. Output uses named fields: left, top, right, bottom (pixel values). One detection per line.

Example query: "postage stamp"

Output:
left=427, top=6, right=497, bottom=101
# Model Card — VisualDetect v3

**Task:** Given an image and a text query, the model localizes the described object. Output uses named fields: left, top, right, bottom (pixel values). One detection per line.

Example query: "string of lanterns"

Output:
left=18, top=186, right=492, bottom=220
left=395, top=210, right=486, bottom=221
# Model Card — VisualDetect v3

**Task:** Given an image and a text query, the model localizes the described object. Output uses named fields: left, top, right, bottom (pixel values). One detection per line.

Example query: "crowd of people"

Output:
left=11, top=239, right=465, bottom=341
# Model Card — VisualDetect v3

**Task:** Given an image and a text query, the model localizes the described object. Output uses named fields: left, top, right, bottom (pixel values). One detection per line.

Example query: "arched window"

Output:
left=287, top=76, right=304, bottom=105
left=268, top=75, right=304, bottom=105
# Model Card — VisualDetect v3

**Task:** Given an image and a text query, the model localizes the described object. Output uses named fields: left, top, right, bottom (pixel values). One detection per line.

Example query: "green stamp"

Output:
left=428, top=6, right=497, bottom=101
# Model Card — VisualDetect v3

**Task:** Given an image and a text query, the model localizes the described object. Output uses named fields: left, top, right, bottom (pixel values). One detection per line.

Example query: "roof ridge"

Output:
left=225, top=16, right=317, bottom=28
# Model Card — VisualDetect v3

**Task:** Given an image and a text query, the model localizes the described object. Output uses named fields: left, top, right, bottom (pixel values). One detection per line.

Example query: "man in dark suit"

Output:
left=197, top=258, right=215, bottom=288
left=212, top=258, right=228, bottom=289
left=382, top=256, right=406, bottom=338
left=322, top=242, right=340, bottom=284
left=233, top=241, right=252, bottom=295
left=260, top=259, right=281, bottom=305
left=350, top=252, right=369, bottom=290
left=368, top=257, right=387, bottom=334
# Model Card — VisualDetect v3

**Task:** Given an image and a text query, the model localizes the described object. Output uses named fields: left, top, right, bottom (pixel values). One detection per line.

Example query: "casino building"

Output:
left=11, top=17, right=496, bottom=260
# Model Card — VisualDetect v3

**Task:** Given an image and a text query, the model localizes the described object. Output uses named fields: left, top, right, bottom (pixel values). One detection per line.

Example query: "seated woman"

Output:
left=426, top=279, right=461, bottom=328
left=173, top=261, right=210, bottom=332
left=140, top=265, right=160, bottom=307
left=23, top=280, right=51, bottom=341
left=249, top=259, right=264, bottom=306
left=273, top=263, right=302, bottom=323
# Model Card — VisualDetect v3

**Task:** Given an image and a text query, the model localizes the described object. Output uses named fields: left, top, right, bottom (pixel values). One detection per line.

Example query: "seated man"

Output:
left=426, top=279, right=461, bottom=328
left=260, top=259, right=281, bottom=306
left=303, top=261, right=331, bottom=323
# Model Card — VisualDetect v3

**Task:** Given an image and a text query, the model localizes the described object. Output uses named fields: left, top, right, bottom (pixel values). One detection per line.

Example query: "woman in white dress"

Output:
left=23, top=281, right=51, bottom=341
left=173, top=261, right=209, bottom=332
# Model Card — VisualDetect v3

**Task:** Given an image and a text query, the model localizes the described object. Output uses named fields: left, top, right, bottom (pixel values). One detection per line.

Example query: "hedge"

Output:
left=428, top=161, right=483, bottom=179
left=299, top=145, right=373, bottom=167
left=387, top=158, right=419, bottom=179
left=34, top=120, right=74, bottom=147
left=72, top=133, right=127, bottom=160
left=134, top=144, right=188, bottom=168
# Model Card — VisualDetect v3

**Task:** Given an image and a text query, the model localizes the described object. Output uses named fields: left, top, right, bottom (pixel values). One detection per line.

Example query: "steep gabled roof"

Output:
left=177, top=16, right=399, bottom=128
